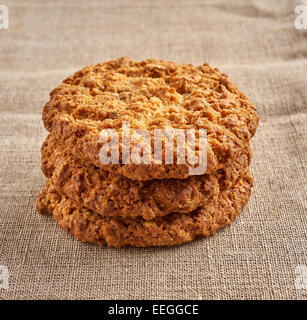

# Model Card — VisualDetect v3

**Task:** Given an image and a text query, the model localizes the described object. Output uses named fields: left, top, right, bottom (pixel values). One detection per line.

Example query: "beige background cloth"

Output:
left=0, top=0, right=306, bottom=300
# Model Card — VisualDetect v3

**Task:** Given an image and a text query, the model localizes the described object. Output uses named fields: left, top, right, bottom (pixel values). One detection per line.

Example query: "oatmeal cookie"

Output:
left=36, top=172, right=252, bottom=248
left=42, top=134, right=251, bottom=220
left=43, top=57, right=259, bottom=181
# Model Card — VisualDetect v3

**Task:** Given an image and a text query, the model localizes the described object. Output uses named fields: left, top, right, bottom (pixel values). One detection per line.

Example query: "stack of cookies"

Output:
left=37, top=57, right=259, bottom=247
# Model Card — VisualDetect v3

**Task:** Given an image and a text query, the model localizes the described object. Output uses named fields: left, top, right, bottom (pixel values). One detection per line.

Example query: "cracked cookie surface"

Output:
left=43, top=57, right=258, bottom=181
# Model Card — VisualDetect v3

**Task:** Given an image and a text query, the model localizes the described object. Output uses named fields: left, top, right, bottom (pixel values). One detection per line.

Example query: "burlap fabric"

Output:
left=0, top=0, right=306, bottom=300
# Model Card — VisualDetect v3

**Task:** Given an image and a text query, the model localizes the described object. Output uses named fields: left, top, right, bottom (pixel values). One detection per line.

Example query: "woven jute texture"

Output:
left=0, top=0, right=306, bottom=300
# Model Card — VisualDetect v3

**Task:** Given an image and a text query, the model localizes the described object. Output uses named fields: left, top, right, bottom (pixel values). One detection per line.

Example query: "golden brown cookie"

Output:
left=36, top=172, right=253, bottom=248
left=43, top=57, right=259, bottom=181
left=42, top=134, right=251, bottom=220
